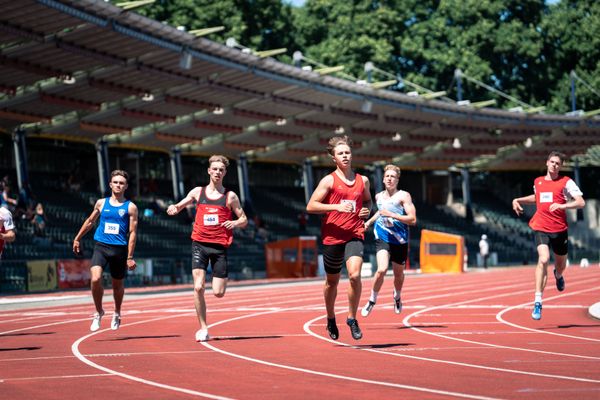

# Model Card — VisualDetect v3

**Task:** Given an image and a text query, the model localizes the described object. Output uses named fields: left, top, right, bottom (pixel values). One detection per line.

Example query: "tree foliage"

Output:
left=127, top=0, right=600, bottom=113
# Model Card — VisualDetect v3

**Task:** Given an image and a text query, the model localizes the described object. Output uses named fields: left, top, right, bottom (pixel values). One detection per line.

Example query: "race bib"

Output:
left=540, top=192, right=553, bottom=203
left=203, top=214, right=219, bottom=226
left=104, top=222, right=119, bottom=235
left=341, top=199, right=356, bottom=212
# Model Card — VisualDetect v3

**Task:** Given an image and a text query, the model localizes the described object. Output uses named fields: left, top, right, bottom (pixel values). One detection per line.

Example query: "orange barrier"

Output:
left=265, top=236, right=318, bottom=278
left=419, top=229, right=465, bottom=274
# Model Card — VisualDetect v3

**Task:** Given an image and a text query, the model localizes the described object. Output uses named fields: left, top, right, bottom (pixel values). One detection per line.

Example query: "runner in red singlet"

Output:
left=512, top=151, right=585, bottom=320
left=167, top=155, right=247, bottom=342
left=306, top=135, right=372, bottom=340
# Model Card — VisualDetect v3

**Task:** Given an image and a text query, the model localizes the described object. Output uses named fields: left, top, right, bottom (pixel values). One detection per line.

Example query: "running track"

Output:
left=1, top=266, right=599, bottom=399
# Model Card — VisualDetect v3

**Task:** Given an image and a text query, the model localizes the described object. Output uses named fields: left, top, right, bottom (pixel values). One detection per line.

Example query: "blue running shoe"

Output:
left=532, top=302, right=542, bottom=320
left=554, top=268, right=565, bottom=292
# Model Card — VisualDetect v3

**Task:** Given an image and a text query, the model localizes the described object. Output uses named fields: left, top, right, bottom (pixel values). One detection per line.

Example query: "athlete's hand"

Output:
left=379, top=209, right=394, bottom=218
left=166, top=205, right=178, bottom=215
left=549, top=203, right=564, bottom=212
left=72, top=240, right=81, bottom=255
left=127, top=258, right=136, bottom=271
left=358, top=207, right=370, bottom=219
left=512, top=199, right=523, bottom=216
left=221, top=220, right=236, bottom=230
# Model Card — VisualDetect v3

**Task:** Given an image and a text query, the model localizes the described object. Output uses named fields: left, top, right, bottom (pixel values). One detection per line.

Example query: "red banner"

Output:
left=57, top=259, right=91, bottom=289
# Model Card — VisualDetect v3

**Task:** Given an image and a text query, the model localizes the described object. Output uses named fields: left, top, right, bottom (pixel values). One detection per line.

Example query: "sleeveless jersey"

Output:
left=191, top=187, right=233, bottom=247
left=93, top=198, right=130, bottom=246
left=374, top=190, right=409, bottom=245
left=0, top=206, right=14, bottom=256
left=321, top=172, right=365, bottom=245
left=529, top=175, right=582, bottom=233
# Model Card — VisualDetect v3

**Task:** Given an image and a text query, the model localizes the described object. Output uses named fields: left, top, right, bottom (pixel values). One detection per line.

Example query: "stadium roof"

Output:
left=1, top=0, right=599, bottom=170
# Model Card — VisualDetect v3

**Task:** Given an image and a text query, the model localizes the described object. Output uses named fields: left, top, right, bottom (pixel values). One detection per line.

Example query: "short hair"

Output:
left=110, top=170, right=128, bottom=182
left=209, top=154, right=229, bottom=167
left=327, top=135, right=353, bottom=156
left=383, top=164, right=401, bottom=178
left=547, top=150, right=567, bottom=164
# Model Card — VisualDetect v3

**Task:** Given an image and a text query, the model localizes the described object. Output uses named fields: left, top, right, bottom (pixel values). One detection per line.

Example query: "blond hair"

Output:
left=208, top=155, right=229, bottom=167
left=326, top=135, right=353, bottom=156
left=383, top=164, right=401, bottom=178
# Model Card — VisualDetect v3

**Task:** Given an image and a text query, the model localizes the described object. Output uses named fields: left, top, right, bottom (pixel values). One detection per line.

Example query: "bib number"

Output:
left=540, top=192, right=553, bottom=203
left=204, top=214, right=219, bottom=226
left=104, top=222, right=119, bottom=235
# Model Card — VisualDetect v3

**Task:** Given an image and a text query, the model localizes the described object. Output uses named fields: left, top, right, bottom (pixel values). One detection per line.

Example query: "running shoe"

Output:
left=326, top=318, right=339, bottom=340
left=531, top=302, right=542, bottom=320
left=195, top=329, right=209, bottom=342
left=394, top=297, right=402, bottom=314
left=346, top=318, right=362, bottom=340
left=361, top=300, right=375, bottom=317
left=90, top=310, right=105, bottom=332
left=111, top=313, right=121, bottom=330
left=554, top=268, right=565, bottom=292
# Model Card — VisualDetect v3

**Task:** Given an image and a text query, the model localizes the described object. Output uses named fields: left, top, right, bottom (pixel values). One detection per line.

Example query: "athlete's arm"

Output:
left=307, top=175, right=350, bottom=214
left=126, top=202, right=138, bottom=270
left=0, top=228, right=15, bottom=243
left=73, top=199, right=102, bottom=254
left=364, top=193, right=380, bottom=229
left=380, top=191, right=417, bottom=226
left=223, top=192, right=247, bottom=230
left=358, top=175, right=372, bottom=219
left=167, top=187, right=200, bottom=216
left=512, top=194, right=535, bottom=216
left=549, top=194, right=585, bottom=212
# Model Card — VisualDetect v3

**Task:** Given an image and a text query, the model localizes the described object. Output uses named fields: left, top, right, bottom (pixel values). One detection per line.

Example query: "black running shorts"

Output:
left=322, top=239, right=364, bottom=274
left=192, top=241, right=228, bottom=278
left=534, top=230, right=568, bottom=256
left=375, top=239, right=408, bottom=265
left=91, top=242, right=128, bottom=280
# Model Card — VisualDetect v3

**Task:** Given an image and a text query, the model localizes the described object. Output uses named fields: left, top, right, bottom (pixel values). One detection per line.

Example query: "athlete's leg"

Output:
left=192, top=268, right=208, bottom=330
left=212, top=277, right=227, bottom=298
left=535, top=244, right=551, bottom=293
left=90, top=265, right=104, bottom=314
left=324, top=272, right=340, bottom=319
left=372, top=249, right=390, bottom=293
left=391, top=261, right=405, bottom=295
left=346, top=255, right=362, bottom=319
left=111, top=278, right=124, bottom=314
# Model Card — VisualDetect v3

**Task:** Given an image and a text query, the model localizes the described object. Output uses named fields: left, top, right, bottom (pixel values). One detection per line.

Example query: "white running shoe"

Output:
left=195, top=329, right=209, bottom=342
left=394, top=297, right=402, bottom=314
left=361, top=300, right=375, bottom=317
left=90, top=310, right=105, bottom=332
left=111, top=313, right=121, bottom=330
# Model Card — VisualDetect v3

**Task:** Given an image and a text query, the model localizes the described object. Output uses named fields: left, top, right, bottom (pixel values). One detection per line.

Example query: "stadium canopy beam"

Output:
left=170, top=147, right=184, bottom=201
left=12, top=127, right=29, bottom=192
left=96, top=138, right=110, bottom=196
left=302, top=158, right=314, bottom=204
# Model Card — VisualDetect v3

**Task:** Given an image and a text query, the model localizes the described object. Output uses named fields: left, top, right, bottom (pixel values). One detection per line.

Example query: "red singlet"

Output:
left=529, top=175, right=573, bottom=233
left=191, top=187, right=233, bottom=247
left=321, top=172, right=365, bottom=245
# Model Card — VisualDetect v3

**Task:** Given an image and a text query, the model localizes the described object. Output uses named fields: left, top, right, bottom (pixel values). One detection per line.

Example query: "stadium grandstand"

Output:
left=0, top=0, right=598, bottom=293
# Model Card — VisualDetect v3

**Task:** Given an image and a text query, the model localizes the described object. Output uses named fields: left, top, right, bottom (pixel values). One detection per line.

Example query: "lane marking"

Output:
left=0, top=373, right=110, bottom=382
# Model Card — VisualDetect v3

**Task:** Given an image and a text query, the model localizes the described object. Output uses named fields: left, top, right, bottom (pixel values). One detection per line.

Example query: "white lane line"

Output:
left=200, top=307, right=501, bottom=400
left=0, top=373, right=111, bottom=382
left=305, top=314, right=600, bottom=384
left=496, top=286, right=600, bottom=342
left=71, top=314, right=236, bottom=400
left=402, top=281, right=600, bottom=361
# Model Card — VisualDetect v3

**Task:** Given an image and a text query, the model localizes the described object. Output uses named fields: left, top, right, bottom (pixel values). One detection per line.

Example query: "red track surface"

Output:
left=1, top=266, right=599, bottom=399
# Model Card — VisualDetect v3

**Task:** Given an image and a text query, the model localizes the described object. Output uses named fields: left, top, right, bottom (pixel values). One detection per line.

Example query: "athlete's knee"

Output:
left=374, top=269, right=386, bottom=279
left=194, top=283, right=205, bottom=295
left=347, top=271, right=361, bottom=283
left=538, top=255, right=550, bottom=266
left=90, top=275, right=103, bottom=285
left=213, top=290, right=225, bottom=298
